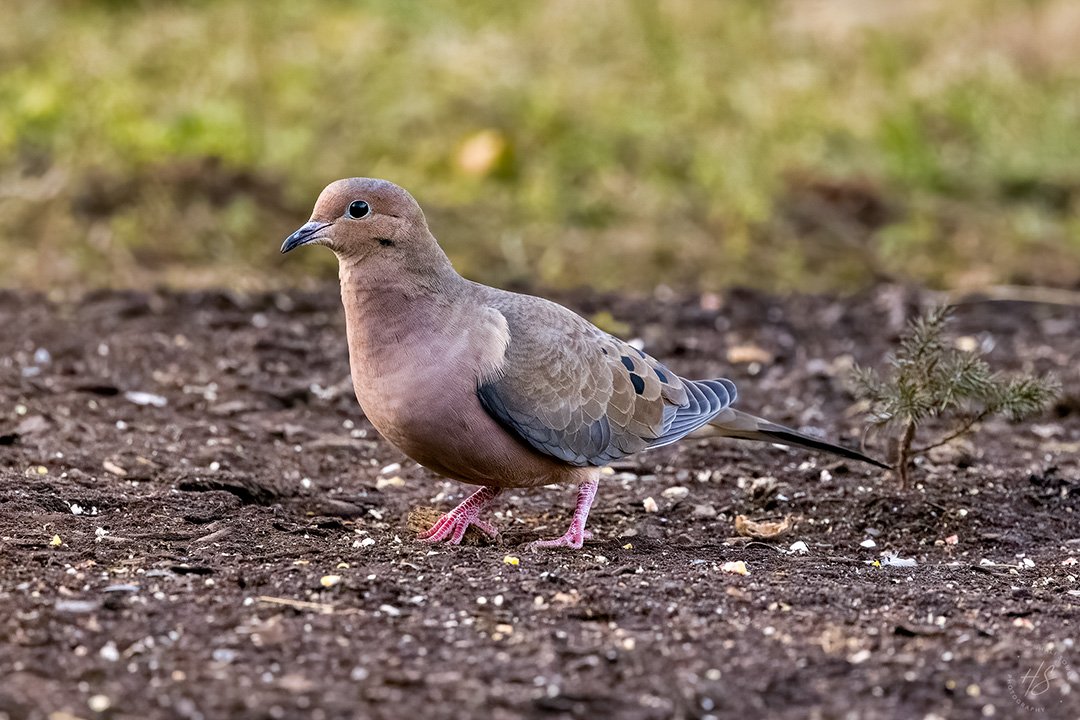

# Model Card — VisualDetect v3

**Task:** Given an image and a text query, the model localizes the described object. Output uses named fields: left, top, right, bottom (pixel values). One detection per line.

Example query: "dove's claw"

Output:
left=527, top=476, right=599, bottom=551
left=418, top=486, right=501, bottom=544
left=527, top=529, right=593, bottom=550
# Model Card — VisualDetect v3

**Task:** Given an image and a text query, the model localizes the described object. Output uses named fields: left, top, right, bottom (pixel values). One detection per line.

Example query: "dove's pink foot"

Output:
left=419, top=486, right=502, bottom=544
left=528, top=477, right=599, bottom=550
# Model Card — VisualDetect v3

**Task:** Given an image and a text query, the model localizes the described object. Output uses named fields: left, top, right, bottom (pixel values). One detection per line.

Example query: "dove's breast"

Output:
left=339, top=287, right=583, bottom=488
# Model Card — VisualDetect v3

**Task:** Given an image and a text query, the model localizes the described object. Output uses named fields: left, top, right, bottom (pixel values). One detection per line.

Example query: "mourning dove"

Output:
left=282, top=178, right=887, bottom=549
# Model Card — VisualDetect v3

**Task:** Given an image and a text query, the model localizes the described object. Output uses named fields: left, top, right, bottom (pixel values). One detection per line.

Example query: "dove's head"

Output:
left=281, top=178, right=432, bottom=262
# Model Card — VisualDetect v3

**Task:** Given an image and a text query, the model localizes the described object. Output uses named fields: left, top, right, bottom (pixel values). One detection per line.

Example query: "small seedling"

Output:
left=853, top=306, right=1059, bottom=487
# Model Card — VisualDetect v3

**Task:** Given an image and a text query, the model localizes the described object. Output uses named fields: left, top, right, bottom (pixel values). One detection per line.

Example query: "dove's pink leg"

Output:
left=419, top=486, right=502, bottom=544
left=528, top=476, right=599, bottom=550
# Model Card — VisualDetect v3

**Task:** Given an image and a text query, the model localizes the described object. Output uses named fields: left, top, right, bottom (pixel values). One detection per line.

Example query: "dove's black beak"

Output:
left=281, top=221, right=332, bottom=254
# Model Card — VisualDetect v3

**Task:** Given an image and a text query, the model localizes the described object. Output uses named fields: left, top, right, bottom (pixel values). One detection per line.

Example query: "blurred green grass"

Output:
left=1, top=0, right=1078, bottom=293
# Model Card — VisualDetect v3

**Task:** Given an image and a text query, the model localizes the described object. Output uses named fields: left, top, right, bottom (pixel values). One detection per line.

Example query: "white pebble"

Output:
left=124, top=390, right=167, bottom=407
left=848, top=649, right=872, bottom=664
left=88, top=695, right=111, bottom=712
left=212, top=648, right=237, bottom=663
left=788, top=541, right=809, bottom=555
left=661, top=486, right=689, bottom=501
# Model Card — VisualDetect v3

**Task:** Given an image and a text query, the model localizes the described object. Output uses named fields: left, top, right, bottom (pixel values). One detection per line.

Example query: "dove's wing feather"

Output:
left=476, top=290, right=737, bottom=467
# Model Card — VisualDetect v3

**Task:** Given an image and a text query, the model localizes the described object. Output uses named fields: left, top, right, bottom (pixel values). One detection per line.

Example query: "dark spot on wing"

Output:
left=620, top=356, right=635, bottom=371
left=635, top=347, right=646, bottom=358
left=630, top=373, right=645, bottom=394
left=654, top=368, right=667, bottom=383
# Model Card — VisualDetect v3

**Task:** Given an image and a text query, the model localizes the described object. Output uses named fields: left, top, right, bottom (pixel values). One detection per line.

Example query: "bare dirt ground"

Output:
left=1, top=285, right=1077, bottom=720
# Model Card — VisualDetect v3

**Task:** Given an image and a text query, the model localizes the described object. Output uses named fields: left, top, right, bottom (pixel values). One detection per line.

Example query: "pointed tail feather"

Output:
left=708, top=409, right=890, bottom=470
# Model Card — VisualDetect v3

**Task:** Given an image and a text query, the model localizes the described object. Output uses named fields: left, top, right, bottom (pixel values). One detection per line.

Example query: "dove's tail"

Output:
left=707, top=409, right=890, bottom=469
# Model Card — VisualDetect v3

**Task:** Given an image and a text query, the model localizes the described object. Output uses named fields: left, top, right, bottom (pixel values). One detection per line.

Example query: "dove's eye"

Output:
left=347, top=200, right=370, bottom=219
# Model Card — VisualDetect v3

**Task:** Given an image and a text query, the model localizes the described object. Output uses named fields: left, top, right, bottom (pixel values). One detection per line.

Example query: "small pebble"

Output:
left=55, top=599, right=99, bottom=614
left=124, top=390, right=167, bottom=407
left=212, top=648, right=237, bottom=664
left=102, top=460, right=127, bottom=477
left=102, top=584, right=139, bottom=593
left=692, top=504, right=717, bottom=519
left=848, top=649, right=871, bottom=664
left=88, top=695, right=111, bottom=713
left=376, top=475, right=405, bottom=489
left=643, top=497, right=659, bottom=513
left=661, top=486, right=689, bottom=501
left=720, top=561, right=749, bottom=576
left=788, top=541, right=809, bottom=555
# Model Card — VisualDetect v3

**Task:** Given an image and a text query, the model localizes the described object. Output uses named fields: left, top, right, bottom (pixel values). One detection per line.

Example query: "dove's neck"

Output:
left=336, top=243, right=475, bottom=375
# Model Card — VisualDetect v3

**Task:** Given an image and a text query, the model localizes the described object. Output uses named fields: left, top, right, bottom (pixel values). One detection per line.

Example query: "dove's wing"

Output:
left=476, top=292, right=737, bottom=467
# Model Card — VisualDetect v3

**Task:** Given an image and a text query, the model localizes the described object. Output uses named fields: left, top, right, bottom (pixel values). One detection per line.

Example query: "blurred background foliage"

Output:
left=1, top=0, right=1078, bottom=293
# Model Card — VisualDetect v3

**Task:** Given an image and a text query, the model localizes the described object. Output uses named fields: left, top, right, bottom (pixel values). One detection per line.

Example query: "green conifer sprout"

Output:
left=853, top=306, right=1060, bottom=487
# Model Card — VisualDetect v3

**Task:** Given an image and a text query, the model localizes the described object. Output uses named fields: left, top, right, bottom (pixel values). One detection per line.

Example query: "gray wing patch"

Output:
left=478, top=374, right=737, bottom=467
left=477, top=382, right=626, bottom=466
